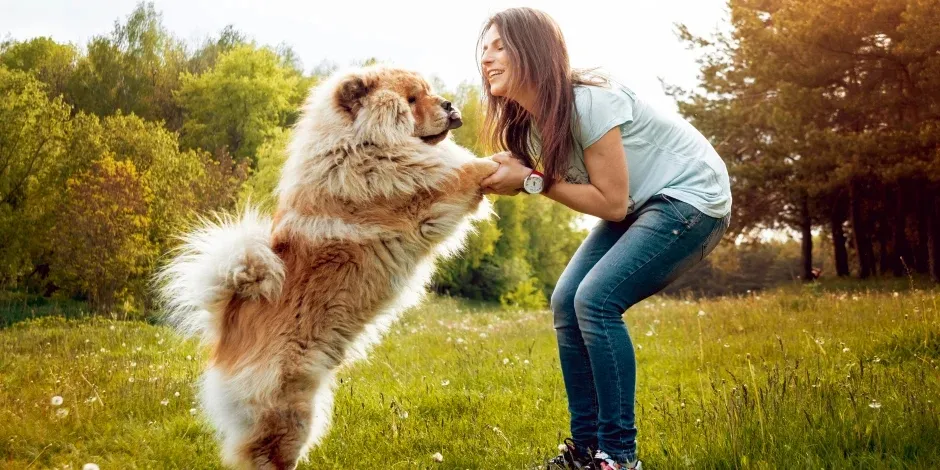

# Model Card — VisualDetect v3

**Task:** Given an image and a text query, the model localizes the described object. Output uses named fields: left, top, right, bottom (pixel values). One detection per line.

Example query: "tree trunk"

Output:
left=849, top=181, right=874, bottom=279
left=929, top=191, right=940, bottom=283
left=830, top=207, right=850, bottom=277
left=892, top=186, right=911, bottom=276
left=800, top=192, right=814, bottom=281
left=915, top=189, right=931, bottom=274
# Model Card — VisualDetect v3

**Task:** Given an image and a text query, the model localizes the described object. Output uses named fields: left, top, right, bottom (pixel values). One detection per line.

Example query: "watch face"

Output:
left=524, top=174, right=544, bottom=193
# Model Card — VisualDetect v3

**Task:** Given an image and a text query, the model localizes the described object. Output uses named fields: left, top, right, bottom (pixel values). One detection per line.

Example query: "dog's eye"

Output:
left=408, top=96, right=417, bottom=104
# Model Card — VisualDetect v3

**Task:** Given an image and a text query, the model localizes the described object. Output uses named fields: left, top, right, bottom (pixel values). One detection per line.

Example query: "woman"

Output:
left=477, top=8, right=732, bottom=470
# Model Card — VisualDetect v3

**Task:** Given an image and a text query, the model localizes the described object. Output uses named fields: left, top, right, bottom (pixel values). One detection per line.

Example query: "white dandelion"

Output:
left=174, top=391, right=180, bottom=397
left=697, top=310, right=706, bottom=317
left=50, top=396, right=63, bottom=406
left=842, top=347, right=850, bottom=353
left=502, top=358, right=510, bottom=365
left=431, top=452, right=444, bottom=462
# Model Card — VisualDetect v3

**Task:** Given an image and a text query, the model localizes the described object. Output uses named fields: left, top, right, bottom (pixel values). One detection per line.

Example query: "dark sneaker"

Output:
left=545, top=438, right=594, bottom=469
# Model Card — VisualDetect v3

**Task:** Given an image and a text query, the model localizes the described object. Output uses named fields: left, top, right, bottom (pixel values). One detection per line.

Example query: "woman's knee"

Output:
left=573, top=279, right=640, bottom=324
left=550, top=282, right=579, bottom=330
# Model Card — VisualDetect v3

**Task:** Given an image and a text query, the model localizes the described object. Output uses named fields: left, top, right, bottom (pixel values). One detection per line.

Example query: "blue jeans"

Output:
left=550, top=194, right=730, bottom=463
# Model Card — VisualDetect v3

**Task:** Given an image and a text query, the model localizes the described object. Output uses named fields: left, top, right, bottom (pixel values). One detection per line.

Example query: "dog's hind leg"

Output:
left=240, top=371, right=336, bottom=470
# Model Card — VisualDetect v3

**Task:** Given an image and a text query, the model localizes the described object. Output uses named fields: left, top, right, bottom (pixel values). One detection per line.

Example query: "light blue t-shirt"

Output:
left=556, top=83, right=732, bottom=218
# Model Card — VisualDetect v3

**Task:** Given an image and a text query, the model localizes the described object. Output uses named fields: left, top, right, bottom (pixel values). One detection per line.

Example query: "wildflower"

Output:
left=523, top=360, right=530, bottom=365
left=479, top=332, right=488, bottom=339
left=128, top=377, right=135, bottom=383
left=441, top=379, right=450, bottom=387
left=873, top=357, right=881, bottom=363
left=455, top=338, right=465, bottom=344
left=842, top=347, right=850, bottom=353
left=99, top=348, right=106, bottom=353
left=892, top=292, right=899, bottom=297
left=697, top=310, right=706, bottom=317
left=174, top=391, right=180, bottom=397
left=50, top=396, right=63, bottom=406
left=186, top=355, right=192, bottom=361
left=109, top=325, right=115, bottom=330
left=189, top=408, right=197, bottom=415
left=83, top=464, right=100, bottom=470
left=502, top=358, right=510, bottom=365
left=723, top=344, right=730, bottom=348
left=56, top=408, right=69, bottom=418
left=869, top=400, right=882, bottom=409
left=645, top=330, right=653, bottom=337
left=161, top=399, right=169, bottom=406
left=432, top=452, right=444, bottom=462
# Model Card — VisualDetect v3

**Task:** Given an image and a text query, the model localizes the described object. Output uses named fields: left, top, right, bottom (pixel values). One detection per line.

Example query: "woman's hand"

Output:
left=481, top=152, right=532, bottom=196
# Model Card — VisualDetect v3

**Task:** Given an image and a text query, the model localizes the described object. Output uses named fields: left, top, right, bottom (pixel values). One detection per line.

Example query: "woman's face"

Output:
left=481, top=25, right=513, bottom=98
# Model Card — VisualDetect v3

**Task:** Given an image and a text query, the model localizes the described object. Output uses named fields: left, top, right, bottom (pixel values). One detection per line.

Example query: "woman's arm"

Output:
left=482, top=128, right=630, bottom=221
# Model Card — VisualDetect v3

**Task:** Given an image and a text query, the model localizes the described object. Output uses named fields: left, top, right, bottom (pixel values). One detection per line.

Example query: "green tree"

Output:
left=0, top=37, right=78, bottom=102
left=0, top=67, right=72, bottom=285
left=175, top=44, right=301, bottom=163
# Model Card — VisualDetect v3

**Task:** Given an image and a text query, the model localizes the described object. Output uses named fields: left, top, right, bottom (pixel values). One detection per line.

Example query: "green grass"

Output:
left=2, top=282, right=939, bottom=469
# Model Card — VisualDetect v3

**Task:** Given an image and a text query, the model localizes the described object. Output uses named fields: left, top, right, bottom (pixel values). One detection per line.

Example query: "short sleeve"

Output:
left=573, top=85, right=635, bottom=149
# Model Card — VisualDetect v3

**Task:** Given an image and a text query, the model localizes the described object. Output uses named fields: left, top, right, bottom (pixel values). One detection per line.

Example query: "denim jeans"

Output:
left=550, top=194, right=730, bottom=463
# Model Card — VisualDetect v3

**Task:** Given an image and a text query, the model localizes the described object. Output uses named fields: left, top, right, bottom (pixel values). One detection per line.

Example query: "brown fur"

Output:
left=171, top=67, right=499, bottom=469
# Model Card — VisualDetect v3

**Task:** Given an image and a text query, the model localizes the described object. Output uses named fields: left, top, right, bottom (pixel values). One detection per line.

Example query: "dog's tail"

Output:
left=156, top=208, right=285, bottom=343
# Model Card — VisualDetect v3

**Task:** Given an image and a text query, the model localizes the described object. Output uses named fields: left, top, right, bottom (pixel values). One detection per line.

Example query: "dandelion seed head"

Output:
left=697, top=310, right=706, bottom=317
left=50, top=396, right=63, bottom=406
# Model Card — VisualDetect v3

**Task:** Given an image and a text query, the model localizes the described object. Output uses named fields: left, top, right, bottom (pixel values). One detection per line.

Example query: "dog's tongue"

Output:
left=447, top=110, right=463, bottom=130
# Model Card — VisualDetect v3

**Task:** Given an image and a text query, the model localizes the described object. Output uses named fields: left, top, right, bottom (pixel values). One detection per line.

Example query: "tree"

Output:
left=0, top=37, right=78, bottom=102
left=0, top=67, right=72, bottom=285
left=50, top=156, right=154, bottom=311
left=175, top=45, right=301, bottom=163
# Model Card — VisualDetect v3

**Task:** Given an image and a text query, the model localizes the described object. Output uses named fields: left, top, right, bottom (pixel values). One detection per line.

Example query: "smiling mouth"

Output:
left=487, top=70, right=504, bottom=80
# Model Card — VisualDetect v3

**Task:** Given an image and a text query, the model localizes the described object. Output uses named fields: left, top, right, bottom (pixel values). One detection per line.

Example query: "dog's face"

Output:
left=335, top=68, right=462, bottom=145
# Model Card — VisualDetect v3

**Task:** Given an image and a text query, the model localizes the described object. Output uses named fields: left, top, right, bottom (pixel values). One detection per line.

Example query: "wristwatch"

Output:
left=523, top=169, right=544, bottom=194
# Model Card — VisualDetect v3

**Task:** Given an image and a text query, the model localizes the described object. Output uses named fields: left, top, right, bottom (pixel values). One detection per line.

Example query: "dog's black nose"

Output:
left=441, top=101, right=452, bottom=111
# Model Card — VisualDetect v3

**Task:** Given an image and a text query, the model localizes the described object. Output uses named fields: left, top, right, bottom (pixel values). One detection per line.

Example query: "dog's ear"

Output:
left=336, top=75, right=372, bottom=117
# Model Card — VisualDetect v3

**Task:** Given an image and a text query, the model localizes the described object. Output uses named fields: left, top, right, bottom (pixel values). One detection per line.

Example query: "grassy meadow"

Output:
left=1, top=281, right=939, bottom=469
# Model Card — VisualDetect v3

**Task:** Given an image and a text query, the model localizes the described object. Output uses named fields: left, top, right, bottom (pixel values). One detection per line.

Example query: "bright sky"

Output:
left=1, top=0, right=730, bottom=114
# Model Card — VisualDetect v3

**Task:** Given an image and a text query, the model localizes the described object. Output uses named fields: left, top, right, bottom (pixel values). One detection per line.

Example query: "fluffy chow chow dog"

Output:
left=157, top=66, right=498, bottom=469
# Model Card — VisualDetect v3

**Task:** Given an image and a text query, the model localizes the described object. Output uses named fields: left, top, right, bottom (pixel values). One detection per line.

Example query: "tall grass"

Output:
left=1, top=282, right=938, bottom=469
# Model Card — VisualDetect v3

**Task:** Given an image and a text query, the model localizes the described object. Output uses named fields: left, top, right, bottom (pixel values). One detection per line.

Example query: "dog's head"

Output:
left=334, top=67, right=462, bottom=145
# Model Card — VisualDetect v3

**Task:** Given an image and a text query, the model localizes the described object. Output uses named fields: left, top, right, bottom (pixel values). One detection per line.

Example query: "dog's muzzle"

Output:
left=442, top=100, right=463, bottom=129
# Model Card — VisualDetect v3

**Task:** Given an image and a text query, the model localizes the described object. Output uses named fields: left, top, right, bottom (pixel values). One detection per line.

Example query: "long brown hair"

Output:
left=477, top=7, right=605, bottom=191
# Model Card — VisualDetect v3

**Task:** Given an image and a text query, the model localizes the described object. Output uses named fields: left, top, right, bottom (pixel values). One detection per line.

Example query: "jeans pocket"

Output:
left=659, top=194, right=700, bottom=228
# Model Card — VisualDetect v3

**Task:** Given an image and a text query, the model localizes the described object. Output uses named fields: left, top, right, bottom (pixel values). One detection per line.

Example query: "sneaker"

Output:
left=589, top=451, right=643, bottom=470
left=545, top=438, right=595, bottom=469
